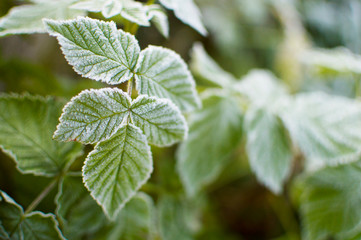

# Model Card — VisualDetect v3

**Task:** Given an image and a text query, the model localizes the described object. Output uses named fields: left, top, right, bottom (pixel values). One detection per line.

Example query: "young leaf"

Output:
left=177, top=92, right=243, bottom=196
left=244, top=107, right=292, bottom=194
left=299, top=163, right=361, bottom=240
left=0, top=191, right=65, bottom=240
left=0, top=0, right=84, bottom=37
left=0, top=94, right=83, bottom=176
left=159, top=0, right=207, bottom=36
left=121, top=1, right=151, bottom=27
left=279, top=92, right=361, bottom=170
left=148, top=5, right=169, bottom=38
left=135, top=45, right=201, bottom=112
left=56, top=175, right=107, bottom=239
left=83, top=124, right=153, bottom=220
left=44, top=17, right=140, bottom=85
left=190, top=43, right=236, bottom=87
left=53, top=88, right=131, bottom=144
left=130, top=95, right=187, bottom=146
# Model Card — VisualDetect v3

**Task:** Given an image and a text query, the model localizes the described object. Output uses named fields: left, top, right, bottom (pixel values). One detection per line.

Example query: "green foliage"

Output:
left=0, top=94, right=83, bottom=176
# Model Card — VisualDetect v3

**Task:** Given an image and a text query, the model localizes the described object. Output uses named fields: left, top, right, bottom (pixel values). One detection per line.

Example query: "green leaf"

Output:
left=91, top=192, right=154, bottom=240
left=299, top=163, right=361, bottom=240
left=130, top=95, right=187, bottom=146
left=70, top=0, right=122, bottom=18
left=158, top=195, right=195, bottom=240
left=148, top=5, right=169, bottom=38
left=0, top=221, right=9, bottom=239
left=190, top=43, right=236, bottom=87
left=236, top=70, right=288, bottom=107
left=0, top=94, right=83, bottom=176
left=0, top=191, right=65, bottom=240
left=177, top=91, right=243, bottom=196
left=53, top=88, right=131, bottom=144
left=159, top=0, right=207, bottom=36
left=121, top=1, right=151, bottom=27
left=135, top=45, right=200, bottom=112
left=244, top=107, right=292, bottom=194
left=301, top=47, right=361, bottom=75
left=56, top=175, right=107, bottom=239
left=0, top=0, right=84, bottom=37
left=44, top=17, right=140, bottom=85
left=83, top=124, right=153, bottom=220
left=279, top=92, right=361, bottom=170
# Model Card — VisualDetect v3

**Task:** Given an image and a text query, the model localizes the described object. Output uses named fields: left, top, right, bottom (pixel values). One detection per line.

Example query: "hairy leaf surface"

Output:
left=44, top=17, right=140, bottom=85
left=0, top=0, right=83, bottom=37
left=177, top=92, right=243, bottom=196
left=159, top=0, right=207, bottom=36
left=135, top=45, right=200, bottom=112
left=148, top=5, right=169, bottom=38
left=54, top=88, right=131, bottom=144
left=299, top=163, right=361, bottom=240
left=0, top=191, right=64, bottom=240
left=279, top=92, right=361, bottom=170
left=56, top=175, right=107, bottom=239
left=83, top=124, right=152, bottom=219
left=0, top=95, right=83, bottom=176
left=244, top=107, right=292, bottom=194
left=130, top=95, right=187, bottom=146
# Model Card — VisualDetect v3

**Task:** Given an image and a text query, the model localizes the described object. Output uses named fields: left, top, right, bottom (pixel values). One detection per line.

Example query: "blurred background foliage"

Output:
left=1, top=0, right=361, bottom=239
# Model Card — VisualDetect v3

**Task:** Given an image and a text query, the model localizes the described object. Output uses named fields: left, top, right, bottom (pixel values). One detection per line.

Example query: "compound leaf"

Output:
left=0, top=94, right=83, bottom=176
left=56, top=175, right=107, bottom=239
left=135, top=45, right=200, bottom=112
left=0, top=191, right=65, bottom=240
left=130, top=95, right=187, bottom=146
left=83, top=124, right=152, bottom=220
left=244, top=107, right=292, bottom=194
left=54, top=88, right=131, bottom=144
left=177, top=92, right=243, bottom=196
left=279, top=92, right=361, bottom=170
left=159, top=0, right=207, bottom=36
left=0, top=0, right=84, bottom=37
left=299, top=163, right=361, bottom=240
left=44, top=17, right=140, bottom=85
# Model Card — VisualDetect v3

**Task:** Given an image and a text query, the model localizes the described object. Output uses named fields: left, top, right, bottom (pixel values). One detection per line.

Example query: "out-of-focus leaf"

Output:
left=0, top=94, right=83, bottom=176
left=177, top=91, right=243, bottom=196
left=0, top=0, right=84, bottom=37
left=0, top=191, right=65, bottom=240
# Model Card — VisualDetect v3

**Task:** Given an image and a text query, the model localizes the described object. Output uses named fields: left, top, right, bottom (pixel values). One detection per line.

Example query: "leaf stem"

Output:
left=24, top=177, right=59, bottom=215
left=127, top=78, right=133, bottom=97
left=146, top=0, right=155, bottom=5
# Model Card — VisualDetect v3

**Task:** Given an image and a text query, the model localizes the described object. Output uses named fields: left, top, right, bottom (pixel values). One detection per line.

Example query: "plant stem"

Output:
left=24, top=177, right=58, bottom=215
left=146, top=0, right=155, bottom=5
left=127, top=78, right=133, bottom=96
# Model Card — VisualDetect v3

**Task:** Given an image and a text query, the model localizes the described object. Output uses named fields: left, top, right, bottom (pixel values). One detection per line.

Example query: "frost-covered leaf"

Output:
left=121, top=1, right=151, bottom=27
left=301, top=47, right=361, bottom=75
left=244, top=107, right=292, bottom=194
left=158, top=195, right=195, bottom=240
left=130, top=95, right=187, bottom=146
left=135, top=45, right=200, bottom=112
left=44, top=17, right=140, bottom=85
left=54, top=88, right=131, bottom=144
left=177, top=92, right=243, bottom=196
left=236, top=70, right=288, bottom=107
left=0, top=191, right=65, bottom=240
left=190, top=43, right=236, bottom=87
left=159, top=0, right=207, bottom=36
left=279, top=92, right=361, bottom=170
left=0, top=94, right=83, bottom=176
left=0, top=0, right=84, bottom=37
left=70, top=0, right=122, bottom=18
left=56, top=175, right=107, bottom=239
left=148, top=5, right=169, bottom=38
left=299, top=163, right=361, bottom=240
left=83, top=124, right=152, bottom=220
